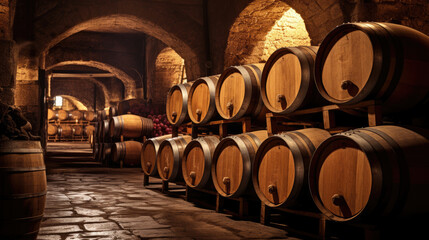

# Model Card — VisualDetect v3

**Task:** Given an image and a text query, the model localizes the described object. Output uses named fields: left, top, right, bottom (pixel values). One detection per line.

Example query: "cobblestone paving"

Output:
left=37, top=169, right=295, bottom=240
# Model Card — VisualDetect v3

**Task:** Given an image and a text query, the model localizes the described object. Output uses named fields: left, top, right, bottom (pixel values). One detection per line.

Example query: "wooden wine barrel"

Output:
left=100, top=120, right=110, bottom=142
left=212, top=130, right=268, bottom=197
left=182, top=135, right=220, bottom=189
left=109, top=114, right=153, bottom=138
left=47, top=124, right=58, bottom=136
left=72, top=125, right=83, bottom=136
left=156, top=135, right=192, bottom=182
left=83, top=111, right=96, bottom=121
left=308, top=125, right=429, bottom=222
left=109, top=106, right=118, bottom=119
left=0, top=141, right=46, bottom=240
left=314, top=22, right=429, bottom=112
left=187, top=75, right=220, bottom=124
left=215, top=64, right=267, bottom=120
left=97, top=109, right=108, bottom=121
left=47, top=109, right=57, bottom=120
left=141, top=134, right=173, bottom=176
left=58, top=125, right=73, bottom=138
left=253, top=128, right=331, bottom=208
left=118, top=99, right=140, bottom=115
left=84, top=125, right=95, bottom=137
left=69, top=110, right=83, bottom=120
left=102, top=143, right=113, bottom=163
left=111, top=141, right=143, bottom=166
left=57, top=109, right=69, bottom=121
left=166, top=82, right=193, bottom=126
left=261, top=46, right=326, bottom=114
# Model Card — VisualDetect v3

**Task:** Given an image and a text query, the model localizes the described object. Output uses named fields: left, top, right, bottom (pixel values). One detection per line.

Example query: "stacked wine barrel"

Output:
left=47, top=108, right=97, bottom=142
left=138, top=22, right=429, bottom=233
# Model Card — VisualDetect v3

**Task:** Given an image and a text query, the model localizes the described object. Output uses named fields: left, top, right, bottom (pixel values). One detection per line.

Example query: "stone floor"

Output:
left=37, top=168, right=297, bottom=240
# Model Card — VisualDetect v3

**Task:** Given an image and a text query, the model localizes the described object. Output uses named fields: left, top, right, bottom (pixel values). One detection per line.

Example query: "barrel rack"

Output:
left=266, top=100, right=382, bottom=135
left=48, top=119, right=93, bottom=142
left=143, top=117, right=263, bottom=219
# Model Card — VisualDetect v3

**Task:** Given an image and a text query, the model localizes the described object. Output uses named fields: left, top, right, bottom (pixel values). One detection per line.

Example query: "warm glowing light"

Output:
left=54, top=96, right=63, bottom=107
left=261, top=8, right=310, bottom=61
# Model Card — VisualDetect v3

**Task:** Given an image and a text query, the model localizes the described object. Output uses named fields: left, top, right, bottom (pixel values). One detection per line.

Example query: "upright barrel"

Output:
left=156, top=135, right=192, bottom=182
left=182, top=135, right=220, bottom=189
left=187, top=75, right=220, bottom=124
left=215, top=64, right=267, bottom=120
left=309, top=125, right=429, bottom=222
left=0, top=141, right=46, bottom=240
left=109, top=114, right=153, bottom=138
left=261, top=46, right=326, bottom=114
left=166, top=82, right=193, bottom=126
left=111, top=141, right=142, bottom=166
left=212, top=130, right=268, bottom=197
left=57, top=109, right=69, bottom=121
left=314, top=22, right=429, bottom=112
left=141, top=134, right=172, bottom=176
left=253, top=128, right=331, bottom=208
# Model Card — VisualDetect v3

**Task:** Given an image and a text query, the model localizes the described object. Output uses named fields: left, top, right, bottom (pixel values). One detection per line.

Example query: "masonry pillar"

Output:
left=0, top=0, right=17, bottom=105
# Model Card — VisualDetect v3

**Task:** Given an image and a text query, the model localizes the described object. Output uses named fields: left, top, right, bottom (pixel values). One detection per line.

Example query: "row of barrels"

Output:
left=166, top=22, right=429, bottom=126
left=141, top=125, right=429, bottom=222
left=94, top=114, right=153, bottom=166
left=47, top=124, right=95, bottom=137
left=48, top=109, right=97, bottom=122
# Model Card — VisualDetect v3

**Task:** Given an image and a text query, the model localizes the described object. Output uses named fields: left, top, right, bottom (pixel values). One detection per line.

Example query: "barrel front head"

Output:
left=261, top=46, right=320, bottom=114
left=156, top=135, right=192, bottom=181
left=253, top=128, right=331, bottom=208
left=309, top=134, right=375, bottom=222
left=166, top=83, right=192, bottom=126
left=141, top=134, right=172, bottom=176
left=188, top=75, right=220, bottom=124
left=215, top=64, right=265, bottom=120
left=182, top=136, right=220, bottom=189
left=212, top=131, right=267, bottom=198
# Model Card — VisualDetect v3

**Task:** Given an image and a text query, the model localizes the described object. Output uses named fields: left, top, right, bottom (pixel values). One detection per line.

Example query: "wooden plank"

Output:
left=323, top=110, right=336, bottom=129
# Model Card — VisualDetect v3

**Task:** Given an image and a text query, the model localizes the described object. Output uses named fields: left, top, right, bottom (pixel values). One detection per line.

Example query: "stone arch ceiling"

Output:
left=224, top=0, right=344, bottom=66
left=34, top=0, right=205, bottom=80
left=47, top=60, right=135, bottom=99
left=58, top=95, right=88, bottom=111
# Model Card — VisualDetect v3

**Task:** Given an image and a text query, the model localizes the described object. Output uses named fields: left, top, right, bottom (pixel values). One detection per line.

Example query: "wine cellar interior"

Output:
left=1, top=0, right=429, bottom=239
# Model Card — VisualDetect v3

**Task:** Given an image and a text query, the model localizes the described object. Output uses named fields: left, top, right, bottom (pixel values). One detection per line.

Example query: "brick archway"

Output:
left=34, top=0, right=205, bottom=80
left=47, top=60, right=135, bottom=99
left=224, top=0, right=344, bottom=67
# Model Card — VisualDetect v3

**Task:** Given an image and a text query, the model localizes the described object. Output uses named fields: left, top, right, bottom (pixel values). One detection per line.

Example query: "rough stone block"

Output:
left=0, top=87, right=14, bottom=105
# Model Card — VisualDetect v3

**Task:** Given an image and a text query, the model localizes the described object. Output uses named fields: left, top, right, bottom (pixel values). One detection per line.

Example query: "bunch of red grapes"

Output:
left=129, top=103, right=173, bottom=137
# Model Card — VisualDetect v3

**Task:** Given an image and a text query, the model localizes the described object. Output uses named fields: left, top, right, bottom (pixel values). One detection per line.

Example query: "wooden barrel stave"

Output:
left=187, top=75, right=220, bottom=124
left=58, top=125, right=73, bottom=138
left=212, top=130, right=268, bottom=198
left=47, top=124, right=57, bottom=136
left=47, top=109, right=58, bottom=120
left=156, top=135, right=192, bottom=182
left=253, top=128, right=331, bottom=208
left=141, top=134, right=173, bottom=176
left=182, top=135, right=220, bottom=189
left=57, top=110, right=69, bottom=121
left=0, top=141, right=46, bottom=240
left=69, top=110, right=83, bottom=120
left=309, top=125, right=429, bottom=222
left=83, top=111, right=96, bottom=121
